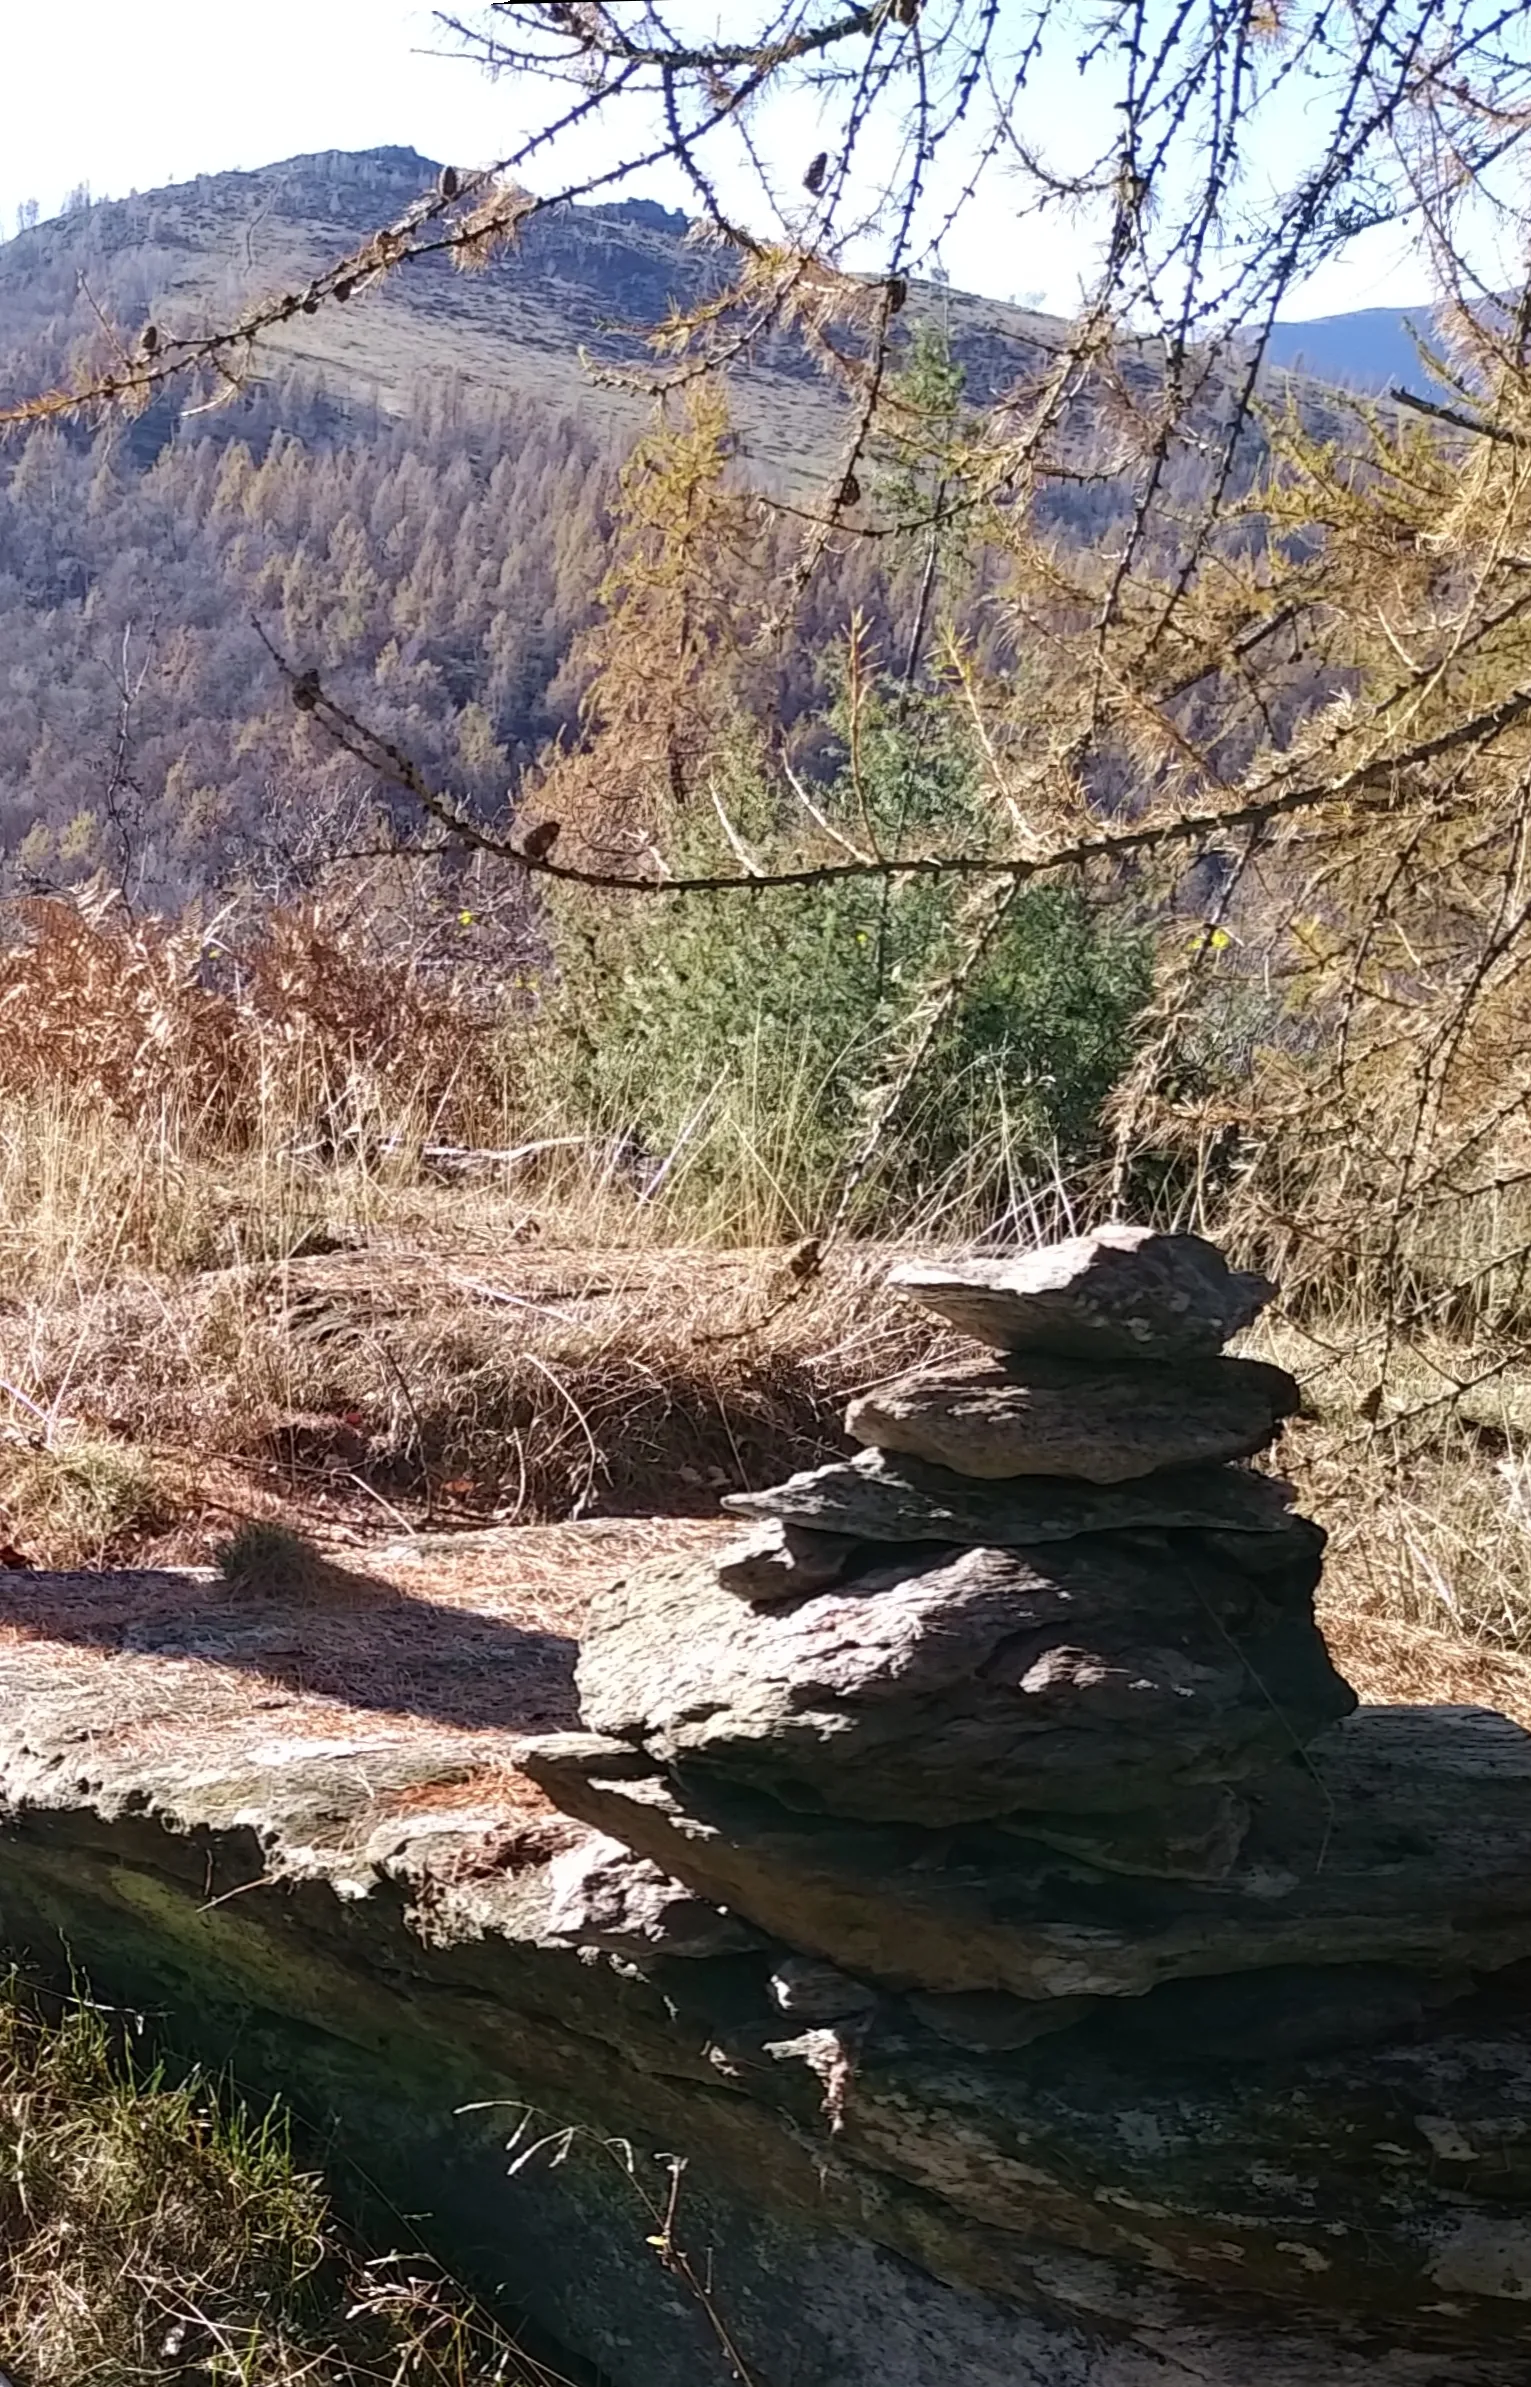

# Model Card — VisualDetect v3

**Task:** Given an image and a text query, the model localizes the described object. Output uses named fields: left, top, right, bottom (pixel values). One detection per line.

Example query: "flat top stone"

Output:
left=889, top=1226, right=1274, bottom=1359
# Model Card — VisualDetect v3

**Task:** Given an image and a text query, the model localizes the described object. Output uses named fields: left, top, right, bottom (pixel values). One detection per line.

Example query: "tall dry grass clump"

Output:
left=0, top=888, right=532, bottom=1557
left=0, top=888, right=517, bottom=1167
left=0, top=885, right=532, bottom=1294
left=0, top=886, right=941, bottom=1557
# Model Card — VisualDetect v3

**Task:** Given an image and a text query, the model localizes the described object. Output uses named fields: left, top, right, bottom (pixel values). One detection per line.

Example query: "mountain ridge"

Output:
left=1264, top=305, right=1442, bottom=393
left=0, top=143, right=1436, bottom=455
left=0, top=145, right=1069, bottom=487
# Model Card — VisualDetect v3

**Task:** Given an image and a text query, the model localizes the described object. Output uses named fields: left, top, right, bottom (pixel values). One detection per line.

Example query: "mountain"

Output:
left=1, top=145, right=1448, bottom=450
left=0, top=146, right=1426, bottom=911
left=0, top=146, right=1071, bottom=490
left=5, top=144, right=1418, bottom=470
left=1264, top=306, right=1443, bottom=394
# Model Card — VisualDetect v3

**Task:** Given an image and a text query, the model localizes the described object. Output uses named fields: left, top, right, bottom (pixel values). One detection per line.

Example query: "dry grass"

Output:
left=0, top=1976, right=555, bottom=2386
left=7, top=890, right=1531, bottom=1703
left=1318, top=1607, right=1531, bottom=1727
left=1254, top=1316, right=1531, bottom=1654
left=0, top=1436, right=170, bottom=1568
left=0, top=1220, right=929, bottom=1563
left=0, top=895, right=939, bottom=1561
left=0, top=893, right=514, bottom=1158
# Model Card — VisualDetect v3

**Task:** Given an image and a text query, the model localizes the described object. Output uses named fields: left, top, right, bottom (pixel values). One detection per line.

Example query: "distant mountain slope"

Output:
left=0, top=146, right=1068, bottom=489
left=3, top=143, right=1417, bottom=480
left=1, top=146, right=1450, bottom=452
left=0, top=151, right=932, bottom=909
left=1265, top=306, right=1442, bottom=394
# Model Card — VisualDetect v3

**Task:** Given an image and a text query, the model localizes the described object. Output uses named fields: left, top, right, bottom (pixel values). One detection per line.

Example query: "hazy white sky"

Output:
left=4, top=1, right=1433, bottom=320
left=4, top=5, right=507, bottom=224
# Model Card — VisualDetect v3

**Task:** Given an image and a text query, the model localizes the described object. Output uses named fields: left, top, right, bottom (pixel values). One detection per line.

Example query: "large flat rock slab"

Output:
left=0, top=1521, right=725, bottom=1766
left=0, top=1550, right=1529, bottom=2378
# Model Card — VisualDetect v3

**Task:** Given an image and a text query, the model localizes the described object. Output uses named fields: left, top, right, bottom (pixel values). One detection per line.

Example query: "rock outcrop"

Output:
left=3, top=1230, right=1531, bottom=2387
left=526, top=1704, right=1531, bottom=1991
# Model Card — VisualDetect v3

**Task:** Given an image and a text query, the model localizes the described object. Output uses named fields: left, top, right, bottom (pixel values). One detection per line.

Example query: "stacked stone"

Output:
left=573, top=1226, right=1356, bottom=1885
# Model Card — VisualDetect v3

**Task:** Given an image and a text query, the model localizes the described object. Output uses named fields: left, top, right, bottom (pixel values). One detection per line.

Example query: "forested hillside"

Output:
left=0, top=377, right=614, bottom=903
left=0, top=143, right=1385, bottom=912
left=0, top=150, right=986, bottom=905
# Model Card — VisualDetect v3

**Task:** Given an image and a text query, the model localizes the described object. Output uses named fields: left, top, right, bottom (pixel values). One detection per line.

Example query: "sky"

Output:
left=3, top=1, right=1439, bottom=322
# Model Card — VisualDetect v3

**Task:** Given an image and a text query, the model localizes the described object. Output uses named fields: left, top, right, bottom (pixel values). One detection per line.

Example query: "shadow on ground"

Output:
left=0, top=1555, right=583, bottom=1735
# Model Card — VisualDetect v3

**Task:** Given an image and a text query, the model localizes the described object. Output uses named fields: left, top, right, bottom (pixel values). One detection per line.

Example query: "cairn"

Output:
left=573, top=1225, right=1353, bottom=1884
left=527, top=1227, right=1463, bottom=2046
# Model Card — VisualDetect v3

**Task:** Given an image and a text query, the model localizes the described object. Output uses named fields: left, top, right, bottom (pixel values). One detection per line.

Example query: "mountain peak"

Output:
left=0, top=142, right=1418, bottom=481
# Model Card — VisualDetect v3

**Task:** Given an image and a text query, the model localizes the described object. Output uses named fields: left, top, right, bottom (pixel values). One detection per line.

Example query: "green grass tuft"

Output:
left=0, top=1972, right=550, bottom=2384
left=216, top=1518, right=333, bottom=1601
